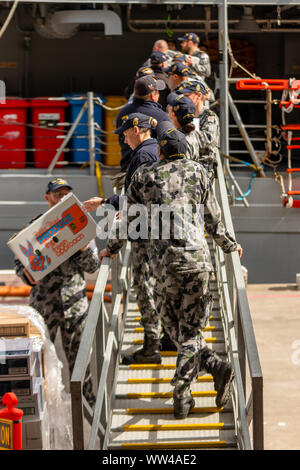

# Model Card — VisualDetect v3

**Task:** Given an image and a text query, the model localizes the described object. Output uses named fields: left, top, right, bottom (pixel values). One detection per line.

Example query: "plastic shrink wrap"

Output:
left=0, top=304, right=73, bottom=450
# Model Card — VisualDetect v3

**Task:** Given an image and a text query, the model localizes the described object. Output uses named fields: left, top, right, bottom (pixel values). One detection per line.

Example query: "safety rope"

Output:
left=234, top=171, right=257, bottom=201
left=220, top=151, right=263, bottom=172
left=0, top=0, right=19, bottom=39
left=227, top=37, right=261, bottom=80
left=94, top=97, right=125, bottom=112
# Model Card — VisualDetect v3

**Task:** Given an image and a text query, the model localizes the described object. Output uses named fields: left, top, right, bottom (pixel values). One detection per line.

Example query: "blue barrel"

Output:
left=64, top=93, right=106, bottom=163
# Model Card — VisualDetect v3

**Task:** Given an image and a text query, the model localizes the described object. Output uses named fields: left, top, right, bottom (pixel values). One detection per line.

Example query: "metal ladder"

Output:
left=70, top=151, right=263, bottom=450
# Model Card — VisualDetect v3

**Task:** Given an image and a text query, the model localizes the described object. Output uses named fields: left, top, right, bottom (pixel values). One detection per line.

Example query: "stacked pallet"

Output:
left=0, top=309, right=49, bottom=449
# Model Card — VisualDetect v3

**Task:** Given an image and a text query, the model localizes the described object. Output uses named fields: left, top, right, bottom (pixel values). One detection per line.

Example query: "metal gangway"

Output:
left=70, top=150, right=263, bottom=451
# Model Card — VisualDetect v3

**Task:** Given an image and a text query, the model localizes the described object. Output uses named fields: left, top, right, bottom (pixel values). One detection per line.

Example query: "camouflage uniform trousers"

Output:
left=131, top=241, right=163, bottom=342
left=30, top=295, right=95, bottom=405
left=153, top=271, right=213, bottom=399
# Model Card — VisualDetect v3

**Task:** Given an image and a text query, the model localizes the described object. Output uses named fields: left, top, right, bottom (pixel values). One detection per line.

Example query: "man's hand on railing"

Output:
left=99, top=248, right=118, bottom=261
left=82, top=197, right=103, bottom=212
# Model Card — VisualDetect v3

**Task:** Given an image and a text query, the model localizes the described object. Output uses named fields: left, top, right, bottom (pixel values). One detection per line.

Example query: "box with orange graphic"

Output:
left=7, top=193, right=97, bottom=281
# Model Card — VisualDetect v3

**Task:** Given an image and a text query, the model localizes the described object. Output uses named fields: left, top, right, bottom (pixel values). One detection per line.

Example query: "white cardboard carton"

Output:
left=7, top=192, right=97, bottom=281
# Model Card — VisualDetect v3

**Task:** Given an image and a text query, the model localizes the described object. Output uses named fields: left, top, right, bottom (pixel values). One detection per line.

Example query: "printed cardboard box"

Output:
left=7, top=192, right=97, bottom=281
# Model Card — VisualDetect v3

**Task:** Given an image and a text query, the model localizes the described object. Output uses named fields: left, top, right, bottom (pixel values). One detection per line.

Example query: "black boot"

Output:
left=200, top=347, right=234, bottom=408
left=159, top=330, right=177, bottom=352
left=122, top=336, right=161, bottom=365
left=173, top=393, right=195, bottom=419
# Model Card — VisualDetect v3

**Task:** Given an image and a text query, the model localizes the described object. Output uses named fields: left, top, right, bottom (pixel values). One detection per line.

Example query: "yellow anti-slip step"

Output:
left=128, top=364, right=177, bottom=370
left=116, top=391, right=217, bottom=399
left=133, top=315, right=215, bottom=322
left=116, top=423, right=230, bottom=432
left=127, top=376, right=213, bottom=384
left=118, top=441, right=230, bottom=449
left=133, top=326, right=217, bottom=333
left=126, top=406, right=224, bottom=414
left=133, top=338, right=221, bottom=345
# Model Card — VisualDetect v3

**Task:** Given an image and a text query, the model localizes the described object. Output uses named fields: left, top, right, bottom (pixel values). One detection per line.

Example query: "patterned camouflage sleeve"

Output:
left=106, top=233, right=125, bottom=255
left=71, top=246, right=101, bottom=273
left=198, top=112, right=219, bottom=148
left=190, top=53, right=211, bottom=79
left=203, top=186, right=238, bottom=253
left=193, top=111, right=220, bottom=164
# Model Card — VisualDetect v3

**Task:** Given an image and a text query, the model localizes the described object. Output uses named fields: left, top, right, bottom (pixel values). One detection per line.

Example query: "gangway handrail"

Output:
left=215, top=150, right=264, bottom=449
left=70, top=241, right=131, bottom=450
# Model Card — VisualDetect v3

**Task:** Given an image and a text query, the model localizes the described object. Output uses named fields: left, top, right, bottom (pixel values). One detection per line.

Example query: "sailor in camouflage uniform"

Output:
left=176, top=80, right=220, bottom=180
left=102, top=122, right=243, bottom=418
left=167, top=53, right=215, bottom=108
left=14, top=178, right=100, bottom=406
left=85, top=114, right=167, bottom=364
left=178, top=33, right=211, bottom=81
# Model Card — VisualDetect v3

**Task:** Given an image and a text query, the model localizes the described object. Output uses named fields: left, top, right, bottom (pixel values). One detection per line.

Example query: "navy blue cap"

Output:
left=150, top=51, right=169, bottom=65
left=176, top=80, right=208, bottom=95
left=46, top=177, right=72, bottom=194
left=171, top=53, right=187, bottom=63
left=178, top=32, right=200, bottom=44
left=167, top=93, right=196, bottom=125
left=167, top=62, right=190, bottom=77
left=134, top=75, right=166, bottom=96
left=135, top=66, right=155, bottom=79
left=114, top=112, right=158, bottom=135
left=157, top=121, right=187, bottom=159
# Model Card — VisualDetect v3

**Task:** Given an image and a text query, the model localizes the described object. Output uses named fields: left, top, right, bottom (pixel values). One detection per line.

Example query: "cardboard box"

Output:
left=17, top=378, right=45, bottom=422
left=0, top=349, right=42, bottom=378
left=0, top=311, right=42, bottom=338
left=22, top=407, right=49, bottom=449
left=0, top=338, right=38, bottom=377
left=0, top=376, right=35, bottom=398
left=0, top=317, right=29, bottom=338
left=7, top=192, right=97, bottom=281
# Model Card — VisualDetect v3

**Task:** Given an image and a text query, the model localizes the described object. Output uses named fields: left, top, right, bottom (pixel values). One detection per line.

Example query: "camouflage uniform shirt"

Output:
left=107, top=157, right=237, bottom=276
left=189, top=50, right=211, bottom=80
left=187, top=109, right=220, bottom=167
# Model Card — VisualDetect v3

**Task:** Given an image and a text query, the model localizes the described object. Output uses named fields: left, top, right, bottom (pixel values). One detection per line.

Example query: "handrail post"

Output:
left=87, top=91, right=96, bottom=176
left=47, top=100, right=88, bottom=175
left=218, top=0, right=229, bottom=162
left=70, top=380, right=84, bottom=450
left=253, top=376, right=264, bottom=450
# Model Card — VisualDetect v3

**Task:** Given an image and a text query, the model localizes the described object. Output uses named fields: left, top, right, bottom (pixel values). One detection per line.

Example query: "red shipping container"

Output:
left=29, top=98, right=69, bottom=169
left=0, top=98, right=29, bottom=169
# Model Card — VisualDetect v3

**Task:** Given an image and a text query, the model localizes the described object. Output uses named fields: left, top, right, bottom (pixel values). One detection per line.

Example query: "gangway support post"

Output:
left=88, top=91, right=96, bottom=176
